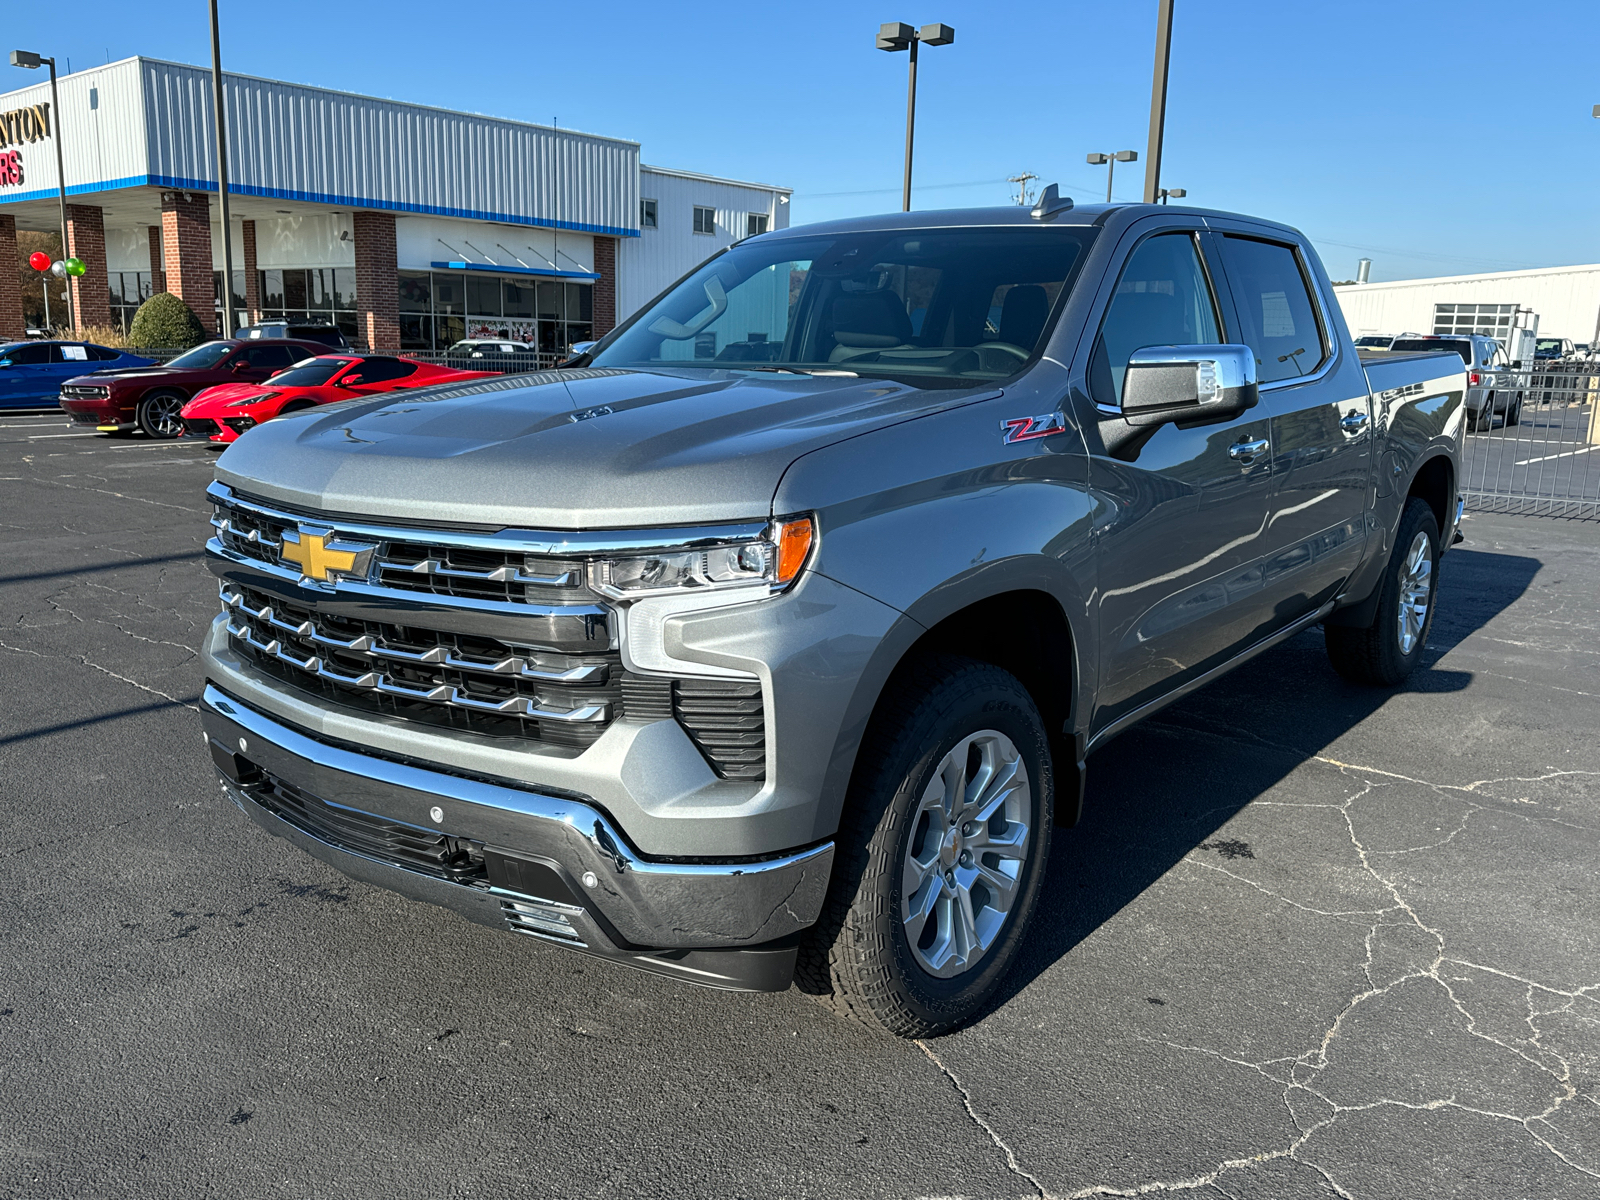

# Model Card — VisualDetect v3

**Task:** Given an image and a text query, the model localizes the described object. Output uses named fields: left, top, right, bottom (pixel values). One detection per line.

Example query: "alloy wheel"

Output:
left=900, top=730, right=1032, bottom=979
left=1396, top=530, right=1433, bottom=655
left=144, top=394, right=185, bottom=438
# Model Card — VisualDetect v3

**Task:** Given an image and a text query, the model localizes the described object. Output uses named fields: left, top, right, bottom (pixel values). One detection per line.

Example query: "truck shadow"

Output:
left=988, top=546, right=1543, bottom=1017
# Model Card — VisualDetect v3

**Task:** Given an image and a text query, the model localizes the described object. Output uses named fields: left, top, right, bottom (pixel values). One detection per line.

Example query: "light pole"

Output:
left=209, top=0, right=237, bottom=336
left=9, top=49, right=74, bottom=332
left=876, top=21, right=955, bottom=212
left=1143, top=0, right=1175, bottom=203
left=1158, top=187, right=1186, bottom=205
left=1086, top=151, right=1138, bottom=203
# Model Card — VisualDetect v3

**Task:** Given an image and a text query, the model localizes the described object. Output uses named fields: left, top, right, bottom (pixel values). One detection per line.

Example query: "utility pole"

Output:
left=209, top=0, right=237, bottom=337
left=9, top=50, right=74, bottom=331
left=1007, top=172, right=1040, bottom=206
left=1143, top=0, right=1175, bottom=204
left=876, top=22, right=955, bottom=212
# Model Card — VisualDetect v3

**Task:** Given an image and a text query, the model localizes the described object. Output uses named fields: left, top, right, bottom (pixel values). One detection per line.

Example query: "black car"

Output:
left=237, top=321, right=350, bottom=350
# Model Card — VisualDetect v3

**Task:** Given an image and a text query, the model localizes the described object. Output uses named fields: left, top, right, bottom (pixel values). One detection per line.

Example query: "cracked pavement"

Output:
left=1, top=411, right=1597, bottom=1198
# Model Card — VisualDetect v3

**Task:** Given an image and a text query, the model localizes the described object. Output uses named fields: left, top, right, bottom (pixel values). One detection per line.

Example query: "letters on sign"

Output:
left=0, top=149, right=20, bottom=187
left=0, top=103, right=51, bottom=149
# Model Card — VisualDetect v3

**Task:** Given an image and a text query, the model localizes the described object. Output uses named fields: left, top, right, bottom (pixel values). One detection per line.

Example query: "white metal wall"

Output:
left=616, top=166, right=792, bottom=321
left=0, top=58, right=148, bottom=202
left=1335, top=265, right=1600, bottom=343
left=140, top=60, right=640, bottom=237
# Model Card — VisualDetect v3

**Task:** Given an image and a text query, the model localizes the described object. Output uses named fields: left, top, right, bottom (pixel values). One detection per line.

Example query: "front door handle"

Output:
left=1340, top=411, right=1370, bottom=432
left=1228, top=438, right=1270, bottom=462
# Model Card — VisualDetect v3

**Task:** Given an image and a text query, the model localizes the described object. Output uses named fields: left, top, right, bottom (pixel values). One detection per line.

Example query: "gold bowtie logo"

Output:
left=280, top=527, right=374, bottom=584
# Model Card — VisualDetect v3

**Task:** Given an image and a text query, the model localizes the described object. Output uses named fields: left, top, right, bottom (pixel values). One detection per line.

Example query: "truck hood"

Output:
left=214, top=366, right=997, bottom=528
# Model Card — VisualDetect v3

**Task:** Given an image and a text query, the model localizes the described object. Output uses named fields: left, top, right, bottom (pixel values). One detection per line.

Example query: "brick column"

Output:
left=160, top=191, right=215, bottom=334
left=591, top=235, right=616, bottom=338
left=0, top=215, right=22, bottom=341
left=353, top=211, right=398, bottom=351
left=65, top=204, right=112, bottom=331
left=147, top=224, right=165, bottom=293
left=242, top=219, right=260, bottom=323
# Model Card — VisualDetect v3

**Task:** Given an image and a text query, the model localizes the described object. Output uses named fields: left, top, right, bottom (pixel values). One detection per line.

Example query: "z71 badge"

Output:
left=999, top=412, right=1068, bottom=444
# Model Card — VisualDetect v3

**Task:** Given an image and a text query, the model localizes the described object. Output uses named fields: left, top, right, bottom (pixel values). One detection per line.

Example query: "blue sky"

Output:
left=6, top=0, right=1598, bottom=282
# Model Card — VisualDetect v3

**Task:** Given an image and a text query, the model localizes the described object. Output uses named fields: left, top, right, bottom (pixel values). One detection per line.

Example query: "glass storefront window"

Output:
left=467, top=274, right=501, bottom=317
left=334, top=267, right=357, bottom=308
left=433, top=273, right=465, bottom=315
left=381, top=269, right=593, bottom=354
left=537, top=282, right=561, bottom=321
left=504, top=280, right=535, bottom=318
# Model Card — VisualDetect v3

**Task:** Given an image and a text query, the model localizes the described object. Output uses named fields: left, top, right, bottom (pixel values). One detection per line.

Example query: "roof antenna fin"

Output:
left=1030, top=183, right=1074, bottom=221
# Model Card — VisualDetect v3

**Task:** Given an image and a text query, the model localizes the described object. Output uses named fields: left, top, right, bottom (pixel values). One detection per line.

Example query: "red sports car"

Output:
left=179, top=354, right=496, bottom=445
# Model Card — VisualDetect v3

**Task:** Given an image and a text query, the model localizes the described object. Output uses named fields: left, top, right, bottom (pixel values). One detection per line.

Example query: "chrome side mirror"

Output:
left=1121, top=344, right=1259, bottom=428
left=569, top=341, right=597, bottom=357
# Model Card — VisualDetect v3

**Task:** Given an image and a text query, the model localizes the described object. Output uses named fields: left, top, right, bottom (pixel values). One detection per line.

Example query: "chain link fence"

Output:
left=1462, top=360, right=1600, bottom=520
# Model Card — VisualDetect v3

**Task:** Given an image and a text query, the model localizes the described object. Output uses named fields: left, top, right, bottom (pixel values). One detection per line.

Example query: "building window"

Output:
left=746, top=213, right=769, bottom=237
left=641, top=199, right=658, bottom=229
left=394, top=269, right=594, bottom=356
left=107, top=271, right=153, bottom=332
left=253, top=268, right=358, bottom=339
left=693, top=206, right=716, bottom=235
left=1434, top=303, right=1516, bottom=341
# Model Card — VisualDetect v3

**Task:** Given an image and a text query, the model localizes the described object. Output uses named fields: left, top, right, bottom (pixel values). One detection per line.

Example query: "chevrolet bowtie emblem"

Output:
left=279, top=526, right=375, bottom=586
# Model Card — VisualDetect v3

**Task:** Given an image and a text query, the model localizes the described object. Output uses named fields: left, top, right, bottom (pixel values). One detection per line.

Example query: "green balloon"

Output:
left=65, top=257, right=86, bottom=277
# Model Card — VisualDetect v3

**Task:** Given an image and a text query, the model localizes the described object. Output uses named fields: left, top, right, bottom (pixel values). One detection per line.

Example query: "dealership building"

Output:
left=1335, top=263, right=1600, bottom=347
left=0, top=57, right=789, bottom=352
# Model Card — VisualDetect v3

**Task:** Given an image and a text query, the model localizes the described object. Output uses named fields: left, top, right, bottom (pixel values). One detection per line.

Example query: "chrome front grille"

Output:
left=223, top=583, right=620, bottom=747
left=208, top=483, right=591, bottom=608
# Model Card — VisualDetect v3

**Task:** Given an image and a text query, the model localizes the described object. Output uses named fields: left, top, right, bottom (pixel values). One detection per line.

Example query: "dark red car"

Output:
left=57, top=338, right=332, bottom=439
left=179, top=354, right=496, bottom=445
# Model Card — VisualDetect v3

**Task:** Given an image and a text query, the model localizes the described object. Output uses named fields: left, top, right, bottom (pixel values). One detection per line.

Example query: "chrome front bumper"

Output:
left=200, top=685, right=832, bottom=992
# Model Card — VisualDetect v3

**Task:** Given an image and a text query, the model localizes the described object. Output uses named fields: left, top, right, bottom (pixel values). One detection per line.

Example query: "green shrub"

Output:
left=127, top=292, right=207, bottom=349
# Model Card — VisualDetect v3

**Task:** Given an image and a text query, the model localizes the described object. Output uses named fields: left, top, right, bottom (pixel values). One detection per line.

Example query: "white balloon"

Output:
left=50, top=260, right=67, bottom=278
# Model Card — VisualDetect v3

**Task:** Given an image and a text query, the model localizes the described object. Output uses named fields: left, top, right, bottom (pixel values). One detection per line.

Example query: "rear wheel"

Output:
left=136, top=391, right=186, bottom=439
left=1325, top=497, right=1440, bottom=686
left=1506, top=392, right=1523, bottom=426
left=796, top=656, right=1053, bottom=1037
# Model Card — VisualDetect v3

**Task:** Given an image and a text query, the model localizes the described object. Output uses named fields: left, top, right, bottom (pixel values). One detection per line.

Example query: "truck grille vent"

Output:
left=223, top=583, right=619, bottom=749
left=674, top=679, right=766, bottom=781
left=211, top=500, right=589, bottom=606
left=619, top=674, right=674, bottom=721
left=249, top=769, right=488, bottom=882
left=500, top=898, right=584, bottom=945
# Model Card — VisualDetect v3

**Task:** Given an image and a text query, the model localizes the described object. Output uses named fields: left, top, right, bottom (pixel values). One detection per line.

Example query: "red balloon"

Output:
left=28, top=251, right=51, bottom=272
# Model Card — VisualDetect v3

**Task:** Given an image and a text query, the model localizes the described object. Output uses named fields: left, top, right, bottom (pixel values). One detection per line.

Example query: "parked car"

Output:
left=443, top=339, right=536, bottom=369
left=57, top=338, right=332, bottom=438
left=1353, top=335, right=1394, bottom=350
left=237, top=321, right=350, bottom=350
left=1534, top=337, right=1576, bottom=362
left=1389, top=334, right=1519, bottom=430
left=200, top=196, right=1465, bottom=1037
left=0, top=341, right=152, bottom=408
left=180, top=354, right=496, bottom=445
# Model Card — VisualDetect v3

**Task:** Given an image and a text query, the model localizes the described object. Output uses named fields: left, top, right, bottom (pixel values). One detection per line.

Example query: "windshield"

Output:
left=1536, top=339, right=1563, bottom=355
left=167, top=342, right=235, bottom=369
left=266, top=358, right=350, bottom=386
left=1391, top=338, right=1473, bottom=364
left=591, top=226, right=1095, bottom=386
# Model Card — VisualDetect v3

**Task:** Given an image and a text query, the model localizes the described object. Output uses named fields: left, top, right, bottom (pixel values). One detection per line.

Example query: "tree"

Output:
left=127, top=292, right=207, bottom=348
left=16, top=230, right=62, bottom=331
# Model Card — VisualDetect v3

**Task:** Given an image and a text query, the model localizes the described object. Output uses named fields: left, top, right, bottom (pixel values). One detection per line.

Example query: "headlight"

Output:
left=589, top=516, right=814, bottom=599
left=228, top=392, right=277, bottom=408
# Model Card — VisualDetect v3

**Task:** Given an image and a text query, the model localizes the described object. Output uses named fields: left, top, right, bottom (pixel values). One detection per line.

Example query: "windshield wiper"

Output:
left=734, top=365, right=859, bottom=377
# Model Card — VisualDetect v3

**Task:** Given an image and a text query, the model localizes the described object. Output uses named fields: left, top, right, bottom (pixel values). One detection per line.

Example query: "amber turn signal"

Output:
left=773, top=516, right=814, bottom=586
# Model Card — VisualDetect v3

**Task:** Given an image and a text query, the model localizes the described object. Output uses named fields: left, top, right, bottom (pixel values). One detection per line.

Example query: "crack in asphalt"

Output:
left=916, top=1040, right=1052, bottom=1199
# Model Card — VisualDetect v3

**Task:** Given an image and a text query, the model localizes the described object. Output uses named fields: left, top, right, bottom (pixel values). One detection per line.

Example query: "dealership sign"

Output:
left=0, top=102, right=51, bottom=147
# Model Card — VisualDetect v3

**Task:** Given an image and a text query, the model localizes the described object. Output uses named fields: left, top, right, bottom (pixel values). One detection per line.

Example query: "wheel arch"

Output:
left=1406, top=451, right=1454, bottom=537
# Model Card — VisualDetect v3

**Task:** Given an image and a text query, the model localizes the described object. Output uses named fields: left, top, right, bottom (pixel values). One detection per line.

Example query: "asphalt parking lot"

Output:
left=2, top=411, right=1598, bottom=1199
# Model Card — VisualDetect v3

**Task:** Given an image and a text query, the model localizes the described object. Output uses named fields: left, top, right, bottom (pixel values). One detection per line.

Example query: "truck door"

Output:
left=1210, top=229, right=1372, bottom=628
left=1078, top=226, right=1279, bottom=733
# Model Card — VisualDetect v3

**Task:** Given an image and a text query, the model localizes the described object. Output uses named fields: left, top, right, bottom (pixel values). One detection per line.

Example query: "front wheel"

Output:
left=796, top=656, right=1053, bottom=1037
left=1325, top=497, right=1440, bottom=686
left=136, top=391, right=186, bottom=439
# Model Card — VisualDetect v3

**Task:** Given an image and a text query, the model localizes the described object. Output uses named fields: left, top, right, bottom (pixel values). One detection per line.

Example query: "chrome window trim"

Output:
left=208, top=481, right=771, bottom=557
left=1203, top=225, right=1340, bottom=396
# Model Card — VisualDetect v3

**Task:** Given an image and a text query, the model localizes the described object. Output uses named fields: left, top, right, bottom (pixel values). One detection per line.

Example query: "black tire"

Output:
left=276, top=399, right=316, bottom=417
left=795, top=655, right=1054, bottom=1037
left=1325, top=497, right=1440, bottom=686
left=1506, top=393, right=1522, bottom=426
left=136, top=391, right=186, bottom=439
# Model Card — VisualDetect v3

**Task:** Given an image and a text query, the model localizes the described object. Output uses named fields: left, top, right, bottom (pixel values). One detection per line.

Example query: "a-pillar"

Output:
left=147, top=225, right=165, bottom=294
left=65, top=204, right=112, bottom=331
left=160, top=190, right=215, bottom=334
left=591, top=236, right=616, bottom=339
left=242, top=219, right=260, bottom=323
left=0, top=215, right=22, bottom=341
left=353, top=211, right=399, bottom=351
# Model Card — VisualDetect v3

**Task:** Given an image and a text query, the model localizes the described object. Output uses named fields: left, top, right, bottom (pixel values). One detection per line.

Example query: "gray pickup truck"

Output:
left=200, top=194, right=1465, bottom=1037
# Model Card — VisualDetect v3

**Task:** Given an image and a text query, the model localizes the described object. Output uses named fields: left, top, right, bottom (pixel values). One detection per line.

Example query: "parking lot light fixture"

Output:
left=876, top=21, right=956, bottom=213
left=1158, top=187, right=1186, bottom=205
left=1086, top=150, right=1138, bottom=204
left=10, top=48, right=74, bottom=331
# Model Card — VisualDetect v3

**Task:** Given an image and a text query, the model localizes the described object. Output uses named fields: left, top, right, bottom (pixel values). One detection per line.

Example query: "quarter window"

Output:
left=693, top=206, right=716, bottom=235
left=641, top=198, right=658, bottom=229
left=1217, top=236, right=1327, bottom=384
left=1089, top=232, right=1221, bottom=407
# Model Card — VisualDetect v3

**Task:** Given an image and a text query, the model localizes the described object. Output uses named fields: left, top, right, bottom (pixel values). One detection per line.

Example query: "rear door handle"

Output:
left=1340, top=411, right=1370, bottom=432
left=1228, top=438, right=1270, bottom=462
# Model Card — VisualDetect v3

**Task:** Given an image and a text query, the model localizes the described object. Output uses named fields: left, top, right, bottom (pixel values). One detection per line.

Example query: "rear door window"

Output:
left=1217, top=236, right=1327, bottom=384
